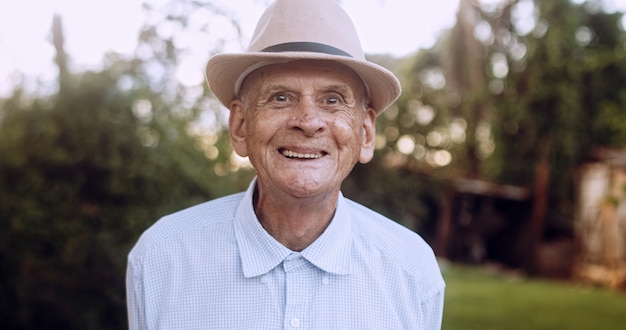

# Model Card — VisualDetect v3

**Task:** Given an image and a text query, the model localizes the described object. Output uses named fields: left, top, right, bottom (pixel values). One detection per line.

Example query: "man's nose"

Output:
left=289, top=99, right=325, bottom=136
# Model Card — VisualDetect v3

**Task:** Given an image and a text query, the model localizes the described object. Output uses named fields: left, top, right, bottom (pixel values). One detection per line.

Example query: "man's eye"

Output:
left=325, top=96, right=339, bottom=105
left=272, top=94, right=288, bottom=102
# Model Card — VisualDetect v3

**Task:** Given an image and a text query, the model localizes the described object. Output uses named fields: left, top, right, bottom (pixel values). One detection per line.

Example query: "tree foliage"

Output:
left=487, top=0, right=626, bottom=220
left=1, top=3, right=259, bottom=326
left=0, top=42, right=252, bottom=330
left=387, top=0, right=626, bottom=232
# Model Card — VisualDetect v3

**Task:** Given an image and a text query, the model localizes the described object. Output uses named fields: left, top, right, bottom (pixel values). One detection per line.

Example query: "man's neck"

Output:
left=253, top=187, right=338, bottom=251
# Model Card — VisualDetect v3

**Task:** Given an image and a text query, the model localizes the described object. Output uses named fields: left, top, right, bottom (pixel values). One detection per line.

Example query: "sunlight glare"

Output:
left=397, top=135, right=416, bottom=155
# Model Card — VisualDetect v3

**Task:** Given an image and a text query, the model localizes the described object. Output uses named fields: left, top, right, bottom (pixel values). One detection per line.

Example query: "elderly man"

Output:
left=126, top=0, right=445, bottom=329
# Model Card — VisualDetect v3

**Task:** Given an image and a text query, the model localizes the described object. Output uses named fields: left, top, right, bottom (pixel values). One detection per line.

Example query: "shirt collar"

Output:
left=300, top=194, right=352, bottom=275
left=234, top=178, right=352, bottom=278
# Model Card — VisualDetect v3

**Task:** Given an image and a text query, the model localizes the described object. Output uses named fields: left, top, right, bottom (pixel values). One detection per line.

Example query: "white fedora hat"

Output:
left=205, top=0, right=401, bottom=115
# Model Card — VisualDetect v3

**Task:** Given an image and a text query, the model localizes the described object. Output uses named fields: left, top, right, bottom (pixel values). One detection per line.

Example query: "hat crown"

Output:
left=205, top=0, right=402, bottom=115
left=248, top=0, right=365, bottom=60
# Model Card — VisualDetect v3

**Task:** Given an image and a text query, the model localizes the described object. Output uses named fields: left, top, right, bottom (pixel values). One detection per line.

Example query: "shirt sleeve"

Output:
left=126, top=259, right=146, bottom=330
left=420, top=287, right=445, bottom=329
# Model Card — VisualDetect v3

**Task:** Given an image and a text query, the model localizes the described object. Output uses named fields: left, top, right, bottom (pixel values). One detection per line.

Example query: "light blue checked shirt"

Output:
left=127, top=179, right=445, bottom=329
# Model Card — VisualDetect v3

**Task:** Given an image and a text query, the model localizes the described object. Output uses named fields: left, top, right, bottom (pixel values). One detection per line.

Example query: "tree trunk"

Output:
left=528, top=138, right=552, bottom=274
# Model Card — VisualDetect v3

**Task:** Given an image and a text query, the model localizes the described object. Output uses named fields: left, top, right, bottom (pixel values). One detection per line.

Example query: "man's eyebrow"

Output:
left=257, top=83, right=356, bottom=97
left=258, top=84, right=291, bottom=96
left=321, top=84, right=353, bottom=95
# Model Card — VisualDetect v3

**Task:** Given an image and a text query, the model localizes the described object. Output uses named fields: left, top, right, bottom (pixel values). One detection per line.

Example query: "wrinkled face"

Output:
left=229, top=60, right=377, bottom=199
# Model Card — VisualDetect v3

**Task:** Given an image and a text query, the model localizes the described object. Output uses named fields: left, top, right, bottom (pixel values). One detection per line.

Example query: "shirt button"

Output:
left=261, top=276, right=268, bottom=284
left=322, top=277, right=329, bottom=285
left=290, top=318, right=300, bottom=327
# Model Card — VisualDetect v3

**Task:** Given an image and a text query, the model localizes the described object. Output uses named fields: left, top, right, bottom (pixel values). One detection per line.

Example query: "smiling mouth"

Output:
left=280, top=148, right=326, bottom=159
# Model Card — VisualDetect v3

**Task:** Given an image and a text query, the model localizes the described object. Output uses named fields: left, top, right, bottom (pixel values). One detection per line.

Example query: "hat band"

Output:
left=261, top=42, right=352, bottom=57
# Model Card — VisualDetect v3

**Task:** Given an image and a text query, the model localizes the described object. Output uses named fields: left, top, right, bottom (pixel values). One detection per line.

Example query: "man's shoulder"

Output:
left=346, top=198, right=440, bottom=269
left=160, top=192, right=244, bottom=226
left=346, top=198, right=427, bottom=247
left=128, top=192, right=245, bottom=260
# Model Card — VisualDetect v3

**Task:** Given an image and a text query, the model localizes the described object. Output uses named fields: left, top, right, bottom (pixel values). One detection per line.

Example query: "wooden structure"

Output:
left=435, top=178, right=531, bottom=268
left=575, top=148, right=626, bottom=289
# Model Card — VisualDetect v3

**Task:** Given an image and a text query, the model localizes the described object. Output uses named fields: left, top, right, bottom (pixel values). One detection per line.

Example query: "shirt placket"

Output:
left=282, top=252, right=313, bottom=329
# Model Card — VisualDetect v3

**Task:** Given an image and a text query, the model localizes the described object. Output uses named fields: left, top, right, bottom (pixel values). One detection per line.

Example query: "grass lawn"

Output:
left=441, top=262, right=626, bottom=330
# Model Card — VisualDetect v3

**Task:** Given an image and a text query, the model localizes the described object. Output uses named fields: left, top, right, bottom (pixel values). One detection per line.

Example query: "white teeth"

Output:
left=282, top=149, right=322, bottom=159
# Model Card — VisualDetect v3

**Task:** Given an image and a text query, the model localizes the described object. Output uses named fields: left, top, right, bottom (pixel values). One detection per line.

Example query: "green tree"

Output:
left=0, top=13, right=253, bottom=329
left=392, top=0, right=626, bottom=271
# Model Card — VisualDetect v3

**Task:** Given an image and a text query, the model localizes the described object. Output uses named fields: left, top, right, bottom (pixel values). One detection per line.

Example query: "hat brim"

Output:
left=205, top=51, right=401, bottom=115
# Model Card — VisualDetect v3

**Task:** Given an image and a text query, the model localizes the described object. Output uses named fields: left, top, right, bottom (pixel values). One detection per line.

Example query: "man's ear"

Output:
left=358, top=108, right=377, bottom=164
left=229, top=100, right=249, bottom=157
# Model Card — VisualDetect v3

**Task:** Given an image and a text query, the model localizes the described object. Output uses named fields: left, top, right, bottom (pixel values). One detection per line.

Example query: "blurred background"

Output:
left=1, top=0, right=626, bottom=329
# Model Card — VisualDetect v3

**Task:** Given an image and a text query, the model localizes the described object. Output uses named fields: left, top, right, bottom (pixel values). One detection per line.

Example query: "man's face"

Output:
left=229, top=60, right=377, bottom=200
